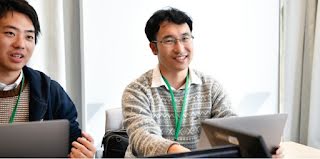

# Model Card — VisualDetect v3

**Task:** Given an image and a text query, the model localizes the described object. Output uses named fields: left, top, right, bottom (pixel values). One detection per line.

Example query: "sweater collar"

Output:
left=0, top=70, right=23, bottom=91
left=151, top=65, right=202, bottom=90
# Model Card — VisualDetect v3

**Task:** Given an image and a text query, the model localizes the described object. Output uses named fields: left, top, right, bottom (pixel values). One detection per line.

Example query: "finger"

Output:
left=72, top=138, right=95, bottom=157
left=272, top=152, right=284, bottom=159
left=79, top=135, right=96, bottom=153
left=76, top=137, right=96, bottom=153
left=70, top=147, right=86, bottom=158
left=69, top=151, right=75, bottom=158
left=72, top=140, right=92, bottom=157
left=276, top=146, right=283, bottom=154
left=272, top=154, right=284, bottom=159
left=82, top=131, right=94, bottom=143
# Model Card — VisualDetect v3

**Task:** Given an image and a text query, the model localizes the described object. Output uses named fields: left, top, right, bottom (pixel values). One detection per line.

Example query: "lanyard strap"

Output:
left=162, top=71, right=189, bottom=141
left=9, top=74, right=25, bottom=124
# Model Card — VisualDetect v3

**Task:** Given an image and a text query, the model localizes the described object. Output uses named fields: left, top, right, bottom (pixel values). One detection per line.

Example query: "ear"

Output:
left=149, top=42, right=158, bottom=55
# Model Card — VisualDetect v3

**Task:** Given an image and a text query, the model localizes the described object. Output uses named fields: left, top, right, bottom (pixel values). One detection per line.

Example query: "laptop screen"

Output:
left=0, top=120, right=69, bottom=157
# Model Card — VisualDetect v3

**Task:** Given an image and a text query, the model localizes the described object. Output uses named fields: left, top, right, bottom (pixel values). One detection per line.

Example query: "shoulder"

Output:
left=125, top=69, right=153, bottom=91
left=122, top=69, right=154, bottom=104
left=23, top=66, right=67, bottom=97
left=23, top=66, right=51, bottom=82
left=192, top=69, right=224, bottom=90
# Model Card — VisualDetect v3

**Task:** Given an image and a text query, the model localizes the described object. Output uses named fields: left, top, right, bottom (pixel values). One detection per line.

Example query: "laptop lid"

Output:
left=201, top=120, right=271, bottom=157
left=198, top=113, right=287, bottom=152
left=0, top=119, right=69, bottom=157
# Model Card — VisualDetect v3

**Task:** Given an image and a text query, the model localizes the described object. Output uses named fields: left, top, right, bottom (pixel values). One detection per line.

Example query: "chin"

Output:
left=8, top=65, right=24, bottom=72
left=175, top=67, right=189, bottom=72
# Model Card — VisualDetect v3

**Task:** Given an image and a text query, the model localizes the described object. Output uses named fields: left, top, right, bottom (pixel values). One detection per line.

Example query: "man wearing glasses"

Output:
left=121, top=7, right=236, bottom=157
left=123, top=7, right=284, bottom=158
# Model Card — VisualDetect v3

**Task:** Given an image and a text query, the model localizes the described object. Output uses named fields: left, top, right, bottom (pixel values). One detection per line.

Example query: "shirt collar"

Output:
left=151, top=65, right=202, bottom=90
left=0, top=70, right=24, bottom=91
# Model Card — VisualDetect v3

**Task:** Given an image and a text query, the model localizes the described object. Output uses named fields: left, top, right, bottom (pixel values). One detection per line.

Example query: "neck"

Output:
left=0, top=70, right=21, bottom=85
left=161, top=68, right=189, bottom=89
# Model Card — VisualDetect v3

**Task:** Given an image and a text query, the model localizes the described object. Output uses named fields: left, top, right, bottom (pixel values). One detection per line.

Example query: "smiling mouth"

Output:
left=175, top=54, right=188, bottom=60
left=11, top=54, right=24, bottom=59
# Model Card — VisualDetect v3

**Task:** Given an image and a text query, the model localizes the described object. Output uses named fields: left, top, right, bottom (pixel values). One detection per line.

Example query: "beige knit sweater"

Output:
left=0, top=81, right=29, bottom=123
left=122, top=69, right=236, bottom=157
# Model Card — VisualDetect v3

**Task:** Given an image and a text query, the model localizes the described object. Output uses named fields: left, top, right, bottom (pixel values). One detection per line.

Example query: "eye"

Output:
left=5, top=31, right=15, bottom=37
left=182, top=36, right=190, bottom=42
left=162, top=38, right=175, bottom=44
left=182, top=35, right=194, bottom=42
left=26, top=35, right=34, bottom=41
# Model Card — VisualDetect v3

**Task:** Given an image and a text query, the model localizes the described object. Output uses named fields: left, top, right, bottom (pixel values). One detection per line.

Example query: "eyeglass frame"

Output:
left=152, top=34, right=194, bottom=46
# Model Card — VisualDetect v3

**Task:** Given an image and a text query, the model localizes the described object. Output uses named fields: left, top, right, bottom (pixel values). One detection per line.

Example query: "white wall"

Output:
left=81, top=0, right=279, bottom=146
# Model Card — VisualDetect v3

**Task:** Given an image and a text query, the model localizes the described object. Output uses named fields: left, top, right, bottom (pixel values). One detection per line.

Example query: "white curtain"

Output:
left=27, top=0, right=66, bottom=86
left=308, top=0, right=320, bottom=148
left=26, top=0, right=83, bottom=127
left=281, top=0, right=320, bottom=148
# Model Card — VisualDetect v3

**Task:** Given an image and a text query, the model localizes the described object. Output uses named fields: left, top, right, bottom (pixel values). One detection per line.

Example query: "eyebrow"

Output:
left=162, top=32, right=192, bottom=39
left=2, top=25, right=35, bottom=34
left=182, top=32, right=192, bottom=36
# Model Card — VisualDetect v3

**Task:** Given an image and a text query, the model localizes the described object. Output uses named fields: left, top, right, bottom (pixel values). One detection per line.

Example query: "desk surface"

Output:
left=283, top=141, right=320, bottom=158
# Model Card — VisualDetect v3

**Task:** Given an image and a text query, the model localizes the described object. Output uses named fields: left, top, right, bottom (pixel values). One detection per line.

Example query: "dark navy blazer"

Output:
left=23, top=66, right=82, bottom=150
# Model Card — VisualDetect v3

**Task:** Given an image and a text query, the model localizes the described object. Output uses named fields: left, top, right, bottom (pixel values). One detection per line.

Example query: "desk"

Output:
left=283, top=141, right=320, bottom=158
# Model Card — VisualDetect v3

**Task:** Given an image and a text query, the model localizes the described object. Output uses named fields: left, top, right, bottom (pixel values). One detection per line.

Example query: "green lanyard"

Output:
left=9, top=75, right=25, bottom=124
left=162, top=71, right=189, bottom=141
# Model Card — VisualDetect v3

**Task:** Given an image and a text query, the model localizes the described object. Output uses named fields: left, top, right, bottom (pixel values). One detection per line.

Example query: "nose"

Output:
left=12, top=35, right=26, bottom=50
left=173, top=40, right=185, bottom=53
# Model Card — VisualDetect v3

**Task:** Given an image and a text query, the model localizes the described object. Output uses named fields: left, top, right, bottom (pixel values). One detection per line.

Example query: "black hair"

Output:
left=145, top=7, right=193, bottom=42
left=0, top=0, right=41, bottom=43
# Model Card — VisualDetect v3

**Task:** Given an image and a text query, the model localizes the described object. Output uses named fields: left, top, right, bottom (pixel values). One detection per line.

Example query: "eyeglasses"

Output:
left=152, top=35, right=194, bottom=47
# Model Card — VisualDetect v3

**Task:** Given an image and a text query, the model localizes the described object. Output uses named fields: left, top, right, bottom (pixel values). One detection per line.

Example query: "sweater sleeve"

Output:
left=210, top=80, right=237, bottom=118
left=122, top=83, right=177, bottom=157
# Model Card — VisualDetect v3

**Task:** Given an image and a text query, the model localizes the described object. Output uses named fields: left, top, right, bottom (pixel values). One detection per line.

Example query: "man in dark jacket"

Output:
left=0, top=0, right=95, bottom=158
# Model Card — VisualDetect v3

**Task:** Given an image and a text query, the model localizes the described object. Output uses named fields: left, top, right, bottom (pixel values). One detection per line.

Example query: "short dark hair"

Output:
left=145, top=7, right=193, bottom=42
left=0, top=0, right=41, bottom=43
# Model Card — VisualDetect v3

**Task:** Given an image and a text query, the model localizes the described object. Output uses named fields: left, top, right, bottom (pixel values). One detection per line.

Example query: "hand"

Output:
left=271, top=144, right=284, bottom=159
left=167, top=144, right=191, bottom=154
left=69, top=131, right=96, bottom=158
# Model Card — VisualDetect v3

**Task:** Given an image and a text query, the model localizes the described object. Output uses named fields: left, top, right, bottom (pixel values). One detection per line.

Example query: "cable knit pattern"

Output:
left=122, top=69, right=236, bottom=157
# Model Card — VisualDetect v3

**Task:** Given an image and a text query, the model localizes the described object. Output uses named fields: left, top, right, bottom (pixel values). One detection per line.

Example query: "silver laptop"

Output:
left=0, top=119, right=69, bottom=157
left=198, top=113, right=287, bottom=152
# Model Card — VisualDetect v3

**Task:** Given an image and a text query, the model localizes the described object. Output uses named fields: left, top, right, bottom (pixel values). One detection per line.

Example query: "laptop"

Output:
left=151, top=129, right=269, bottom=158
left=0, top=119, right=69, bottom=157
left=151, top=114, right=287, bottom=158
left=198, top=113, right=288, bottom=152
left=150, top=144, right=241, bottom=158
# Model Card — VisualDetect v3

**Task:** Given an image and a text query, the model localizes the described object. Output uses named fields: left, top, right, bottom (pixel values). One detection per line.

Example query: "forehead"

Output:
left=157, top=21, right=191, bottom=38
left=0, top=11, right=35, bottom=31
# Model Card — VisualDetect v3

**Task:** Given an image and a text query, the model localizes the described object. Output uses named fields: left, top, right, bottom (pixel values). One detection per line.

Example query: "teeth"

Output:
left=176, top=56, right=186, bottom=60
left=177, top=54, right=187, bottom=57
left=12, top=54, right=22, bottom=58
